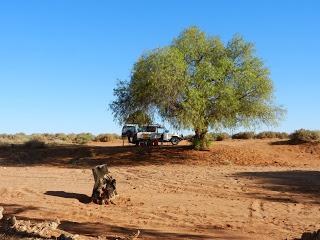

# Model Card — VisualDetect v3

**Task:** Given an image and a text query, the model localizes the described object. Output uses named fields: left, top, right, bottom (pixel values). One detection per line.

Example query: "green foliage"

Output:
left=289, top=129, right=320, bottom=143
left=125, top=110, right=152, bottom=125
left=110, top=27, right=285, bottom=150
left=94, top=133, right=121, bottom=142
left=232, top=132, right=255, bottom=139
left=193, top=134, right=212, bottom=150
left=255, top=131, right=288, bottom=139
left=73, top=133, right=95, bottom=144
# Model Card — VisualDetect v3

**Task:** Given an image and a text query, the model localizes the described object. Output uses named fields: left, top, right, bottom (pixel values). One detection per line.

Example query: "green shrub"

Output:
left=232, top=132, right=255, bottom=139
left=289, top=129, right=320, bottom=143
left=94, top=133, right=121, bottom=142
left=255, top=131, right=289, bottom=139
left=73, top=133, right=95, bottom=144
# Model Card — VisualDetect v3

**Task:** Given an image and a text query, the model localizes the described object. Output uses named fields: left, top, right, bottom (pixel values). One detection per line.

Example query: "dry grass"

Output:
left=0, top=133, right=121, bottom=146
left=289, top=129, right=320, bottom=143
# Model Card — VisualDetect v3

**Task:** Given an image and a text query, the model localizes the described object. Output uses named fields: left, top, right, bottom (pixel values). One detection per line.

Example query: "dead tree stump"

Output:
left=0, top=206, right=3, bottom=220
left=91, top=164, right=117, bottom=205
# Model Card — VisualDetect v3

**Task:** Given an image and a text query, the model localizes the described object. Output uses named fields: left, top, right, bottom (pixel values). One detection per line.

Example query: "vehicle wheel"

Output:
left=170, top=137, right=180, bottom=145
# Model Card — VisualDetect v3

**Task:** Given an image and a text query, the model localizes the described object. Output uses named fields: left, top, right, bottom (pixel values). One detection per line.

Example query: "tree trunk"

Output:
left=194, top=128, right=209, bottom=150
left=91, top=164, right=117, bottom=205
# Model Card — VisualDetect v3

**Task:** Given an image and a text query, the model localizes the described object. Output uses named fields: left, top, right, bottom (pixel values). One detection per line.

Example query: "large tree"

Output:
left=110, top=27, right=284, bottom=149
left=125, top=110, right=152, bottom=125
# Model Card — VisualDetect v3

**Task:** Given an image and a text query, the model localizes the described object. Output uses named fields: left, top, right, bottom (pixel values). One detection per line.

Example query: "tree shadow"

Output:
left=234, top=170, right=320, bottom=204
left=45, top=191, right=91, bottom=204
left=0, top=203, right=39, bottom=216
left=270, top=140, right=320, bottom=146
left=0, top=144, right=199, bottom=168
left=0, top=203, right=247, bottom=239
left=59, top=220, right=238, bottom=239
left=269, top=140, right=293, bottom=145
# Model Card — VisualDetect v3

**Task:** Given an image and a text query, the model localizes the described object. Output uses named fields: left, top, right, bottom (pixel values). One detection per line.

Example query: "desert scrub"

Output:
left=289, top=129, right=320, bottom=143
left=94, top=133, right=121, bottom=142
left=23, top=139, right=46, bottom=148
left=232, top=132, right=255, bottom=139
left=73, top=133, right=95, bottom=144
left=255, top=131, right=289, bottom=139
left=0, top=133, right=30, bottom=145
left=211, top=132, right=230, bottom=141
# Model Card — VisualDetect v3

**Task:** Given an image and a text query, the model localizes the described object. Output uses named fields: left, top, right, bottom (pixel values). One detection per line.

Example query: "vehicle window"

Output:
left=146, top=126, right=156, bottom=132
left=122, top=126, right=136, bottom=133
left=138, top=127, right=146, bottom=132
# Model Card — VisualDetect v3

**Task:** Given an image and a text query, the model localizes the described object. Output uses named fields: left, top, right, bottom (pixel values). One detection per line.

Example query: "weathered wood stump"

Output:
left=301, top=229, right=320, bottom=240
left=0, top=206, right=3, bottom=220
left=91, top=164, right=117, bottom=204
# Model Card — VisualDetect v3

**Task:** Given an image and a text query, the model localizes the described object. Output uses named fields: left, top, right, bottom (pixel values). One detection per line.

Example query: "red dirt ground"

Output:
left=0, top=139, right=319, bottom=239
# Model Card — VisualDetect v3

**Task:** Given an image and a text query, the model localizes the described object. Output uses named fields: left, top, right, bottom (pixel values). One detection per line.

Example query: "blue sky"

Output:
left=0, top=1, right=319, bottom=134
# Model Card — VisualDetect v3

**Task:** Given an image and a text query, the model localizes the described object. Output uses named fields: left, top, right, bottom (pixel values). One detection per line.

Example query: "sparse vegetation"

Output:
left=255, top=131, right=289, bottom=139
left=289, top=129, right=320, bottom=143
left=211, top=132, right=231, bottom=141
left=73, top=133, right=95, bottom=144
left=94, top=133, right=121, bottom=142
left=232, top=132, right=255, bottom=139
left=23, top=139, right=46, bottom=149
left=0, top=132, right=121, bottom=146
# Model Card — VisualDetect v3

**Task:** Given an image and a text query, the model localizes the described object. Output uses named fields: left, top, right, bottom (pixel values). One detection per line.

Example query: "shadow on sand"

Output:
left=45, top=191, right=91, bottom=204
left=234, top=170, right=320, bottom=204
left=58, top=220, right=239, bottom=240
left=0, top=144, right=197, bottom=169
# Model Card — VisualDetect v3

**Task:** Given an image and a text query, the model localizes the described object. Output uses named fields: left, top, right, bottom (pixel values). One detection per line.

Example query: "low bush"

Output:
left=211, top=132, right=230, bottom=141
left=0, top=132, right=126, bottom=146
left=94, top=133, right=121, bottom=142
left=289, top=129, right=320, bottom=143
left=0, top=133, right=30, bottom=145
left=232, top=132, right=255, bottom=139
left=73, top=133, right=95, bottom=144
left=23, top=139, right=46, bottom=148
left=255, top=131, right=289, bottom=139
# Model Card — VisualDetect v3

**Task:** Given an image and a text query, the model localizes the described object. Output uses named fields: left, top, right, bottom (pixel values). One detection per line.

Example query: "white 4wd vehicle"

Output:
left=122, top=124, right=183, bottom=145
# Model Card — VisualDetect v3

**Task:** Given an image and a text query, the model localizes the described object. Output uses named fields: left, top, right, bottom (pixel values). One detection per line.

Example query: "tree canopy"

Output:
left=125, top=110, right=152, bottom=126
left=110, top=26, right=285, bottom=148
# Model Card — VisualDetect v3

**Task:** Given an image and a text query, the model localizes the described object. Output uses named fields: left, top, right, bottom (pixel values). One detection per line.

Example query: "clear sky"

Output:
left=0, top=1, right=319, bottom=134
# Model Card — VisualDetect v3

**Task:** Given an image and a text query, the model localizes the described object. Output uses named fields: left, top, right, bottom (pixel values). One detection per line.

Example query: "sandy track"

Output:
left=0, top=140, right=319, bottom=239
